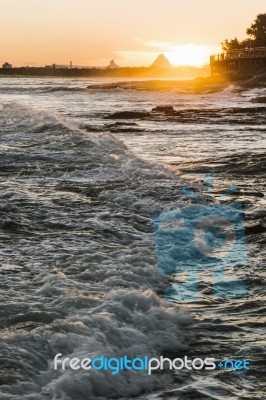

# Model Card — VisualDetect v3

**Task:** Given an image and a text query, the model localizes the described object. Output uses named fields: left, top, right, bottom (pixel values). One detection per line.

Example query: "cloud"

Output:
left=143, top=40, right=174, bottom=48
left=114, top=50, right=158, bottom=66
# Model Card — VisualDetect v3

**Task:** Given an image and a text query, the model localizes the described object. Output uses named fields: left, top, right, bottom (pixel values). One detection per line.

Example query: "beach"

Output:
left=0, top=76, right=265, bottom=399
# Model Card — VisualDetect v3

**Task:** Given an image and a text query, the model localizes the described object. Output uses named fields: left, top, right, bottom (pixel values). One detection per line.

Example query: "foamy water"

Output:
left=0, top=77, right=265, bottom=399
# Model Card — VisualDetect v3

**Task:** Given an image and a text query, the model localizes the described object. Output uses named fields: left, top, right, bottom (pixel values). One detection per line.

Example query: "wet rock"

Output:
left=105, top=122, right=139, bottom=127
left=251, top=96, right=266, bottom=104
left=106, top=111, right=150, bottom=119
left=81, top=124, right=102, bottom=132
left=245, top=222, right=266, bottom=235
left=152, top=105, right=175, bottom=113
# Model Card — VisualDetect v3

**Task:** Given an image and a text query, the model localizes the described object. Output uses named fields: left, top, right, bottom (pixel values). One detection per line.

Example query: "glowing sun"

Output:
left=166, top=44, right=216, bottom=67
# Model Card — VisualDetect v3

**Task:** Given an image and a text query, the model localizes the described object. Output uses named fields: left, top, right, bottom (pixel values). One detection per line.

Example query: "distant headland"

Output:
left=0, top=54, right=210, bottom=79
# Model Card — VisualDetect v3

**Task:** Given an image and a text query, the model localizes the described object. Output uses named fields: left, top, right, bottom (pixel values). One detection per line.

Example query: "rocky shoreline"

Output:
left=87, top=72, right=266, bottom=94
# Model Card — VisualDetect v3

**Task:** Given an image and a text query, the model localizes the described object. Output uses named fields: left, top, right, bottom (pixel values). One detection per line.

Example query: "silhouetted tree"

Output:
left=221, top=13, right=266, bottom=51
left=221, top=37, right=241, bottom=52
left=246, top=13, right=266, bottom=47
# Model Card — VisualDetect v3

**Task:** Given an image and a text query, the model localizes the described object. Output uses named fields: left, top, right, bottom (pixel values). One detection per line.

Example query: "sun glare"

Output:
left=166, top=44, right=216, bottom=67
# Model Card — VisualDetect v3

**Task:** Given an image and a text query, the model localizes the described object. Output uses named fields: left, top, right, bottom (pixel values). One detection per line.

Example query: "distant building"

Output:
left=45, top=63, right=57, bottom=69
left=44, top=63, right=69, bottom=69
left=2, top=62, right=12, bottom=69
left=107, top=59, right=120, bottom=69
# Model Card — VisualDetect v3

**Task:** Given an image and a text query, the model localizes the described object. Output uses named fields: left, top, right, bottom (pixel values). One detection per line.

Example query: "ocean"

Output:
left=0, top=77, right=265, bottom=399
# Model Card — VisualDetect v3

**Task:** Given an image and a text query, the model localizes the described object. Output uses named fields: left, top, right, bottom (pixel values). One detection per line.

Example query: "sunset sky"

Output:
left=1, top=0, right=265, bottom=67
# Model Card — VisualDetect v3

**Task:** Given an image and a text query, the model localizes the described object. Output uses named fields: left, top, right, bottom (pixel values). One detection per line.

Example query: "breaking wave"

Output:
left=0, top=103, right=192, bottom=399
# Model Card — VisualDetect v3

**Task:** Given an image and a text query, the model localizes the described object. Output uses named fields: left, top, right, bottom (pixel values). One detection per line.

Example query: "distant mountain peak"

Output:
left=107, top=59, right=120, bottom=69
left=151, top=54, right=171, bottom=68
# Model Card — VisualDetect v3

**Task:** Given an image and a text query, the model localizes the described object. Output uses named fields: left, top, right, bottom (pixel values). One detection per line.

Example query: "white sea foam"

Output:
left=0, top=102, right=192, bottom=399
left=0, top=78, right=264, bottom=400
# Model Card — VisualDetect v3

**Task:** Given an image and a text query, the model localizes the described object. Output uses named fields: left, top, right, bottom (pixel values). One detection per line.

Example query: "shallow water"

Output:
left=0, top=77, right=265, bottom=399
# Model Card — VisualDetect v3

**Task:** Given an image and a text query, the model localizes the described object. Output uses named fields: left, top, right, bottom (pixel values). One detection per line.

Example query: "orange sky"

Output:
left=1, top=0, right=265, bottom=67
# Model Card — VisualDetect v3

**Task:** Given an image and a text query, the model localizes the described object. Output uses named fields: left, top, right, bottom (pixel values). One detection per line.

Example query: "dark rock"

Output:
left=245, top=222, right=266, bottom=235
left=106, top=111, right=150, bottom=119
left=152, top=105, right=175, bottom=113
left=251, top=96, right=266, bottom=103
left=105, top=122, right=138, bottom=127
